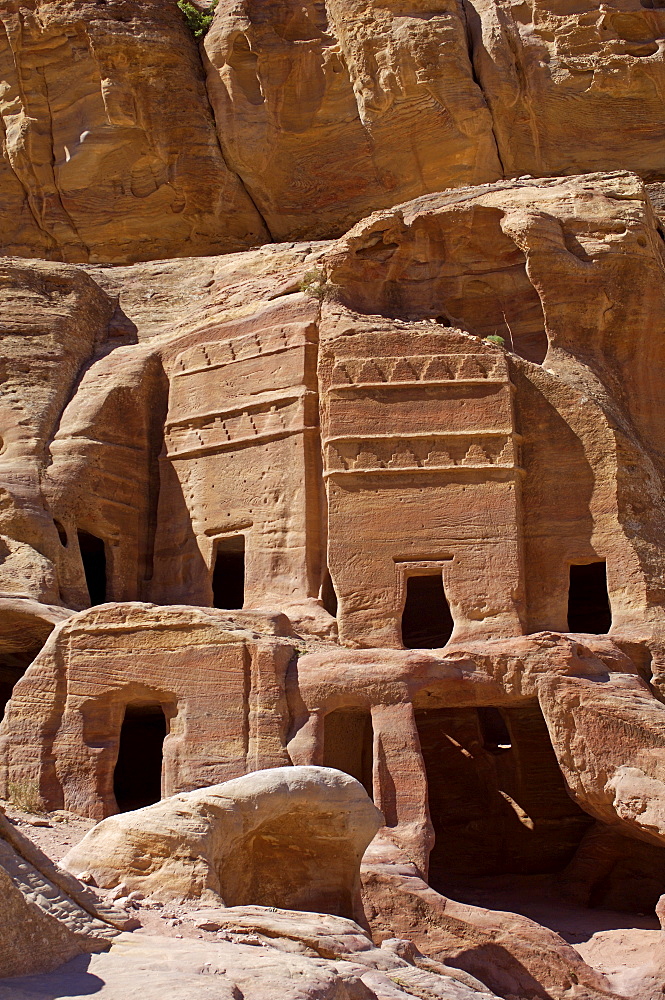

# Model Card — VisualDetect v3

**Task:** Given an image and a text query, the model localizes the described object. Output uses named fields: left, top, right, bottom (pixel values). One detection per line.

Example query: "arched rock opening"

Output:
left=113, top=703, right=167, bottom=812
left=323, top=709, right=373, bottom=799
left=78, top=531, right=107, bottom=606
left=415, top=701, right=594, bottom=887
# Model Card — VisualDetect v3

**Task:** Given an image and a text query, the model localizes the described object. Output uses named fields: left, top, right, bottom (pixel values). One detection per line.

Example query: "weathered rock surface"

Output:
left=0, top=259, right=114, bottom=605
left=62, top=766, right=383, bottom=923
left=362, top=864, right=623, bottom=1000
left=203, top=0, right=501, bottom=240
left=0, top=921, right=502, bottom=1000
left=2, top=1, right=664, bottom=259
left=0, top=0, right=268, bottom=263
left=468, top=0, right=665, bottom=181
left=0, top=805, right=128, bottom=978
left=3, top=0, right=665, bottom=995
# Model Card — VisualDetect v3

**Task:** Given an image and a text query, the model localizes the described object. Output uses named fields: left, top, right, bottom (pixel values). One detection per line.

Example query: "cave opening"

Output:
left=321, top=569, right=338, bottom=617
left=416, top=702, right=594, bottom=890
left=416, top=700, right=665, bottom=924
left=78, top=531, right=107, bottom=606
left=212, top=536, right=245, bottom=610
left=0, top=650, right=39, bottom=720
left=323, top=708, right=373, bottom=799
left=401, top=573, right=454, bottom=648
left=567, top=561, right=612, bottom=634
left=477, top=706, right=512, bottom=753
left=113, top=703, right=167, bottom=812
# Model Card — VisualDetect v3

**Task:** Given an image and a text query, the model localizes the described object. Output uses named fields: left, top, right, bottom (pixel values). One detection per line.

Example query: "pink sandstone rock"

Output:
left=1, top=163, right=665, bottom=999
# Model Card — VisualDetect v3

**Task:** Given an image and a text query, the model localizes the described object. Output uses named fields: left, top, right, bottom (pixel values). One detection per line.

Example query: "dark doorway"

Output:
left=0, top=650, right=38, bottom=720
left=416, top=702, right=593, bottom=887
left=212, top=536, right=245, bottom=610
left=321, top=569, right=338, bottom=617
left=402, top=573, right=454, bottom=648
left=78, top=531, right=107, bottom=606
left=113, top=704, right=167, bottom=812
left=477, top=706, right=512, bottom=754
left=567, top=562, right=612, bottom=634
left=323, top=709, right=373, bottom=798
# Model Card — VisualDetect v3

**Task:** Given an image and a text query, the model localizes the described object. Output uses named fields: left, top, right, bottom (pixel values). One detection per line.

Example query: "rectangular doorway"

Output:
left=113, top=703, right=167, bottom=812
left=401, top=573, right=454, bottom=648
left=78, top=530, right=107, bottom=605
left=567, top=562, right=612, bottom=633
left=212, top=536, right=245, bottom=610
left=323, top=709, right=373, bottom=798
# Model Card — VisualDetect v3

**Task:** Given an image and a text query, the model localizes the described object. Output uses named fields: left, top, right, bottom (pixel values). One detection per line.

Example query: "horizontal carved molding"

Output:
left=174, top=329, right=310, bottom=379
left=330, top=354, right=509, bottom=388
left=324, top=432, right=520, bottom=475
left=325, top=465, right=525, bottom=479
left=167, top=425, right=318, bottom=461
left=166, top=388, right=311, bottom=432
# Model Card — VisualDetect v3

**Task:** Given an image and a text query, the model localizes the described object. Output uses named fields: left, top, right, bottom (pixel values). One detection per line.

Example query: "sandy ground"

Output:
left=2, top=801, right=662, bottom=997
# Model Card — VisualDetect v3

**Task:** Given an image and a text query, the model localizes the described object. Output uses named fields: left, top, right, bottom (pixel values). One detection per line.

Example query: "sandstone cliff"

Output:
left=1, top=3, right=665, bottom=1000
left=2, top=0, right=665, bottom=260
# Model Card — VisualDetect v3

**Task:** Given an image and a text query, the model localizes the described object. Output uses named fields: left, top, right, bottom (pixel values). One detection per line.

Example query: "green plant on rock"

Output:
left=177, top=0, right=218, bottom=38
left=7, top=779, right=45, bottom=815
left=484, top=334, right=505, bottom=347
left=299, top=268, right=329, bottom=301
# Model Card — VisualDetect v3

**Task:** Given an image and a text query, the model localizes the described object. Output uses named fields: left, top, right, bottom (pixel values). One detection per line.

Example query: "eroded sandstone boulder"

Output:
left=362, top=864, right=623, bottom=1000
left=0, top=919, right=503, bottom=999
left=63, top=766, right=383, bottom=923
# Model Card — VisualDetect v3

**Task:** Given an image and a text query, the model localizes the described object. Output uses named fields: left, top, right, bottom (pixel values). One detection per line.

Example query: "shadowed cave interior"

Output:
left=315, top=696, right=665, bottom=918
left=402, top=573, right=454, bottom=648
left=0, top=650, right=39, bottom=720
left=417, top=703, right=594, bottom=882
left=113, top=703, right=167, bottom=812
left=212, top=535, right=245, bottom=610
left=323, top=709, right=374, bottom=799
left=78, top=530, right=107, bottom=606
left=567, top=562, right=612, bottom=634
left=414, top=701, right=665, bottom=918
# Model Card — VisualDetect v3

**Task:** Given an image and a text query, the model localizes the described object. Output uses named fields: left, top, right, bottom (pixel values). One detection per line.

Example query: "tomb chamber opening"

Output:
left=415, top=702, right=594, bottom=888
left=402, top=574, right=454, bottom=649
left=321, top=569, right=338, bottom=618
left=322, top=709, right=374, bottom=799
left=77, top=531, right=107, bottom=606
left=567, top=562, right=612, bottom=634
left=212, top=536, right=245, bottom=610
left=0, top=650, right=39, bottom=720
left=113, top=703, right=167, bottom=812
